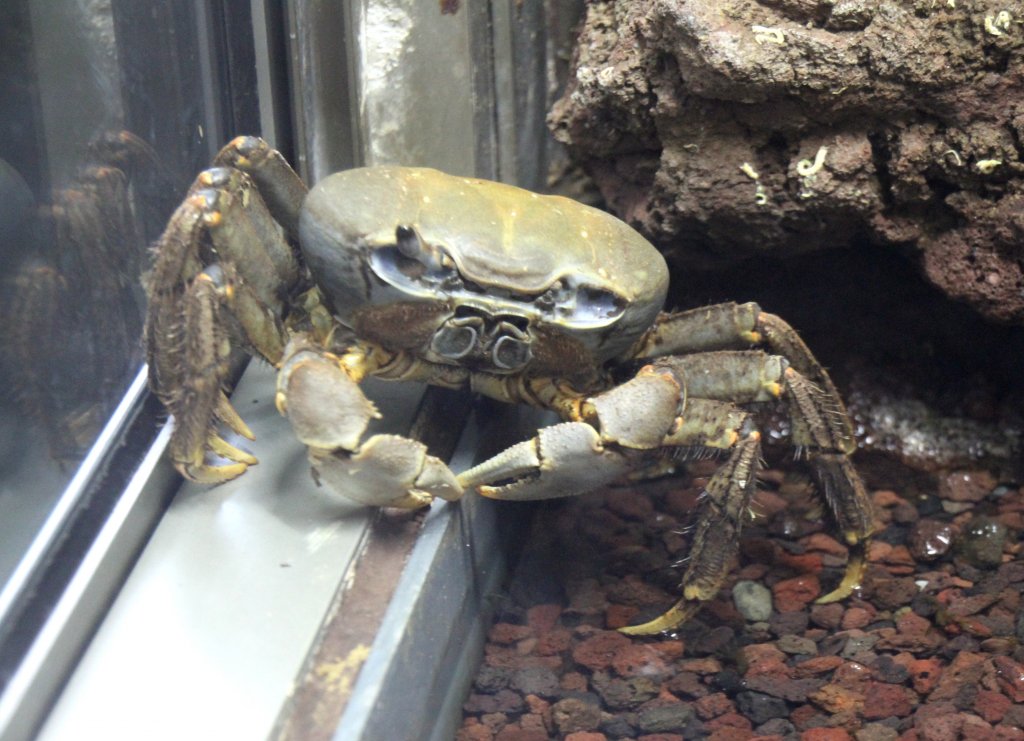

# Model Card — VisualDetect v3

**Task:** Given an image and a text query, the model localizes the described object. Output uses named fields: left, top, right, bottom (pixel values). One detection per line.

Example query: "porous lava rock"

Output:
left=550, top=0, right=1024, bottom=324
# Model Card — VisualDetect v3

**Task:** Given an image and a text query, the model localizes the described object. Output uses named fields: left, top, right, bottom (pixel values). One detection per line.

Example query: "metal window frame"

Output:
left=0, top=2, right=551, bottom=738
left=0, top=1, right=265, bottom=736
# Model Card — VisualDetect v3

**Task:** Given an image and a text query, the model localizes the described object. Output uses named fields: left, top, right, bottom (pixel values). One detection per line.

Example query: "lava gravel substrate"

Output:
left=458, top=461, right=1024, bottom=741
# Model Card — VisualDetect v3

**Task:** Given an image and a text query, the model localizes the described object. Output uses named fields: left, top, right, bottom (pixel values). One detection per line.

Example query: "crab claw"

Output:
left=276, top=342, right=381, bottom=451
left=277, top=338, right=463, bottom=508
left=456, top=422, right=631, bottom=500
left=309, top=435, right=463, bottom=509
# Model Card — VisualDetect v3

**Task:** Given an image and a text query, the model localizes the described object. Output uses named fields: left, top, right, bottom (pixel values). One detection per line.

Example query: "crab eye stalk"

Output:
left=395, top=225, right=420, bottom=258
left=394, top=225, right=449, bottom=272
left=368, top=227, right=460, bottom=296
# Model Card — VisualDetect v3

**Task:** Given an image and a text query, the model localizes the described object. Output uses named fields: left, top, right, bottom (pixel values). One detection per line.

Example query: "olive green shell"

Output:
left=299, top=166, right=668, bottom=363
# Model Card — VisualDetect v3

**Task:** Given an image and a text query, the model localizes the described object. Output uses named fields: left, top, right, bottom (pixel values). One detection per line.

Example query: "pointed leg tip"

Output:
left=218, top=392, right=256, bottom=440
left=207, top=434, right=259, bottom=466
left=383, top=490, right=436, bottom=510
left=617, top=599, right=701, bottom=636
left=815, top=540, right=868, bottom=604
left=179, top=460, right=252, bottom=484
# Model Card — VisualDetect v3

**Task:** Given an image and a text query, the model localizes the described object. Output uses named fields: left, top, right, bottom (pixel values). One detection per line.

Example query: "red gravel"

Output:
left=459, top=461, right=1024, bottom=740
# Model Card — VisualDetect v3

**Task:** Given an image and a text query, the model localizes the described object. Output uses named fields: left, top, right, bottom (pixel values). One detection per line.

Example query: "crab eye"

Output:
left=535, top=281, right=626, bottom=328
left=369, top=227, right=459, bottom=294
left=394, top=225, right=451, bottom=271
left=395, top=225, right=420, bottom=259
left=575, top=286, right=625, bottom=322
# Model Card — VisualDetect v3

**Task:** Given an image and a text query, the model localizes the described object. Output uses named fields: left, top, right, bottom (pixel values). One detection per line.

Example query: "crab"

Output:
left=144, top=136, right=874, bottom=635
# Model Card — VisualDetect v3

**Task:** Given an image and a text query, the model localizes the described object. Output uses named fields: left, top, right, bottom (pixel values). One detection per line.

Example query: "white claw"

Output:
left=278, top=348, right=380, bottom=451
left=278, top=339, right=461, bottom=509
left=458, top=422, right=630, bottom=501
left=591, top=367, right=681, bottom=449
left=310, top=434, right=463, bottom=508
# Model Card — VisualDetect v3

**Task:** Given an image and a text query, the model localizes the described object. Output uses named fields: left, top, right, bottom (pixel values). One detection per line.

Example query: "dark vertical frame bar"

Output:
left=285, top=0, right=359, bottom=182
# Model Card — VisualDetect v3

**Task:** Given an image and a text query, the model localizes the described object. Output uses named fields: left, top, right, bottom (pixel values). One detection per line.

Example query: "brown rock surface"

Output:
left=550, top=0, right=1024, bottom=324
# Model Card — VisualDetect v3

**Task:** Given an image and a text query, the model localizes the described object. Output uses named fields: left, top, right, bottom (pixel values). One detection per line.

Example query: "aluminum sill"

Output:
left=35, top=361, right=529, bottom=740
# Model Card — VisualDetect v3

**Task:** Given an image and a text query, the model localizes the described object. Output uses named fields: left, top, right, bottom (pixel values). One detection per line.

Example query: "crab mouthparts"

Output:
left=429, top=309, right=533, bottom=371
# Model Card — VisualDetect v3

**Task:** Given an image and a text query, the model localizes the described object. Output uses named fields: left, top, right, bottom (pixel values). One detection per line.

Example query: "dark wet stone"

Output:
left=551, top=697, right=603, bottom=735
left=950, top=681, right=979, bottom=711
left=1001, top=702, right=1024, bottom=729
left=915, top=495, right=945, bottom=517
left=840, top=633, right=879, bottom=659
left=911, top=591, right=941, bottom=618
left=511, top=667, right=560, bottom=698
left=743, top=676, right=826, bottom=702
left=864, top=619, right=896, bottom=632
left=713, top=668, right=743, bottom=693
left=855, top=721, right=900, bottom=741
left=998, top=561, right=1024, bottom=583
left=939, top=634, right=980, bottom=660
left=463, top=689, right=525, bottom=714
left=636, top=703, right=695, bottom=733
left=681, top=715, right=707, bottom=739
left=557, top=690, right=603, bottom=705
left=871, top=577, right=919, bottom=609
left=872, top=655, right=911, bottom=684
left=945, top=591, right=1001, bottom=618
left=599, top=713, right=637, bottom=739
left=956, top=515, right=1008, bottom=568
left=590, top=671, right=658, bottom=710
left=777, top=633, right=817, bottom=655
left=755, top=717, right=797, bottom=736
left=474, top=666, right=511, bottom=693
left=939, top=470, right=997, bottom=502
left=663, top=671, right=704, bottom=698
left=973, top=572, right=1011, bottom=596
left=955, top=560, right=985, bottom=584
left=735, top=690, right=789, bottom=724
left=810, top=602, right=845, bottom=630
left=875, top=524, right=910, bottom=545
left=818, top=633, right=849, bottom=656
left=908, top=519, right=955, bottom=561
left=689, top=624, right=736, bottom=655
left=769, top=610, right=810, bottom=637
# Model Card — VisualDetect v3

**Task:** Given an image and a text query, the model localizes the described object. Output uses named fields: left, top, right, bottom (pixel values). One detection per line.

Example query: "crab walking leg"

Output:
left=162, top=272, right=257, bottom=483
left=633, top=302, right=855, bottom=445
left=633, top=301, right=764, bottom=356
left=659, top=351, right=873, bottom=604
left=145, top=204, right=205, bottom=396
left=782, top=366, right=874, bottom=601
left=462, top=362, right=766, bottom=635
left=196, top=167, right=300, bottom=297
left=145, top=163, right=305, bottom=483
left=622, top=415, right=763, bottom=635
left=188, top=172, right=297, bottom=357
left=213, top=135, right=307, bottom=240
left=275, top=336, right=464, bottom=509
